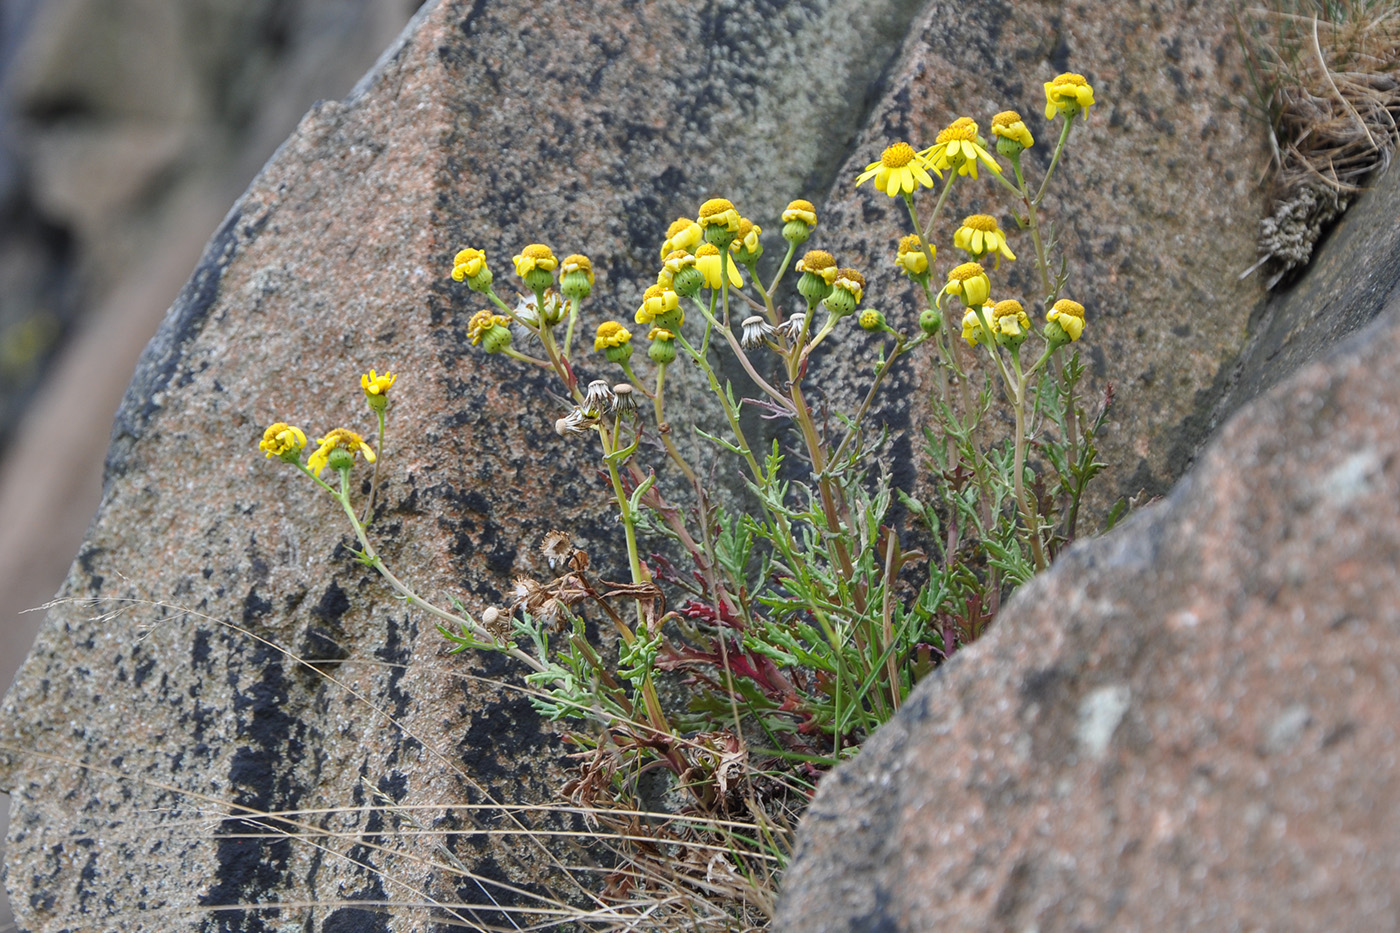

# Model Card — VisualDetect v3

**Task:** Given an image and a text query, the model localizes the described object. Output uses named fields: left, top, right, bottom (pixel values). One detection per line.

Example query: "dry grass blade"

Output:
left=1238, top=0, right=1400, bottom=285
left=4, top=594, right=792, bottom=931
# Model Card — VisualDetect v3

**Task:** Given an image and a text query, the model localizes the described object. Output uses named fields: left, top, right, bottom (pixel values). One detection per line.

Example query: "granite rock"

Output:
left=0, top=0, right=1321, bottom=928
left=776, top=294, right=1400, bottom=930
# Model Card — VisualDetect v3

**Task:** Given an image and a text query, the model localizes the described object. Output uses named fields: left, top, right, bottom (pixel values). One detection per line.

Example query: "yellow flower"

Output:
left=938, top=262, right=991, bottom=309
left=259, top=422, right=307, bottom=459
left=923, top=118, right=1002, bottom=179
left=513, top=243, right=558, bottom=277
left=962, top=306, right=991, bottom=346
left=658, top=249, right=695, bottom=286
left=361, top=369, right=396, bottom=396
left=467, top=309, right=509, bottom=345
left=991, top=111, right=1034, bottom=149
left=833, top=268, right=865, bottom=304
left=660, top=217, right=703, bottom=259
left=953, top=214, right=1016, bottom=267
left=1044, top=73, right=1095, bottom=121
left=635, top=284, right=680, bottom=325
left=697, top=198, right=742, bottom=234
left=307, top=428, right=376, bottom=477
left=782, top=199, right=818, bottom=227
left=451, top=247, right=487, bottom=281
left=647, top=326, right=675, bottom=341
left=695, top=242, right=744, bottom=289
left=1047, top=298, right=1086, bottom=342
left=734, top=218, right=763, bottom=258
left=795, top=249, right=839, bottom=285
left=855, top=141, right=937, bottom=196
left=895, top=234, right=931, bottom=277
left=991, top=299, right=1031, bottom=339
left=594, top=321, right=632, bottom=351
left=561, top=253, right=594, bottom=285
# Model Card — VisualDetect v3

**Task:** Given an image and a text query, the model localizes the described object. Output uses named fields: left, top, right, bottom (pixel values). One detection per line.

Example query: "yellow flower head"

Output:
left=513, top=243, right=558, bottom=277
left=259, top=422, right=307, bottom=459
left=939, top=261, right=991, bottom=309
left=734, top=218, right=763, bottom=255
left=991, top=111, right=1034, bottom=149
left=560, top=253, right=594, bottom=286
left=953, top=214, right=1016, bottom=267
left=361, top=369, right=396, bottom=396
left=1044, top=73, right=1095, bottom=121
left=451, top=247, right=487, bottom=282
left=782, top=199, right=818, bottom=227
left=647, top=326, right=676, bottom=342
left=467, top=309, right=510, bottom=345
left=1047, top=298, right=1086, bottom=342
left=659, top=249, right=696, bottom=280
left=795, top=249, right=839, bottom=285
left=595, top=320, right=632, bottom=351
left=307, top=428, right=376, bottom=477
left=855, top=141, right=938, bottom=196
left=896, top=234, right=932, bottom=276
left=962, top=306, right=991, bottom=347
left=661, top=217, right=703, bottom=260
left=635, top=283, right=680, bottom=324
left=697, top=198, right=742, bottom=233
left=695, top=242, right=744, bottom=289
left=923, top=118, right=1002, bottom=179
left=991, top=299, right=1031, bottom=339
left=833, top=268, right=866, bottom=304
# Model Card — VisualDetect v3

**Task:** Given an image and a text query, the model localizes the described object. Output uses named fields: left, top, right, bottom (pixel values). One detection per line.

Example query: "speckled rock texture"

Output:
left=776, top=302, right=1400, bottom=930
left=0, top=0, right=1281, bottom=929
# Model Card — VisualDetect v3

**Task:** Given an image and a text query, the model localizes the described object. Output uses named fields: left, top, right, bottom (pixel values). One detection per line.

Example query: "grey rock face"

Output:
left=776, top=298, right=1400, bottom=929
left=0, top=0, right=1311, bottom=928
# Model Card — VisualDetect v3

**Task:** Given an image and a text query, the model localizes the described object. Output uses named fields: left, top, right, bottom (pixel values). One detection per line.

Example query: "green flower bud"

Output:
left=672, top=265, right=705, bottom=298
left=648, top=334, right=677, bottom=365
left=919, top=308, right=943, bottom=335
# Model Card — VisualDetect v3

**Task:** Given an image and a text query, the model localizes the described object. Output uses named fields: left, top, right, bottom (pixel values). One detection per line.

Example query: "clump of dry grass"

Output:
left=1238, top=0, right=1400, bottom=286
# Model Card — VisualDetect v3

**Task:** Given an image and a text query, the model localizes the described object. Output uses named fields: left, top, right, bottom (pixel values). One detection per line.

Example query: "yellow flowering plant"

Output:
left=254, top=66, right=1111, bottom=930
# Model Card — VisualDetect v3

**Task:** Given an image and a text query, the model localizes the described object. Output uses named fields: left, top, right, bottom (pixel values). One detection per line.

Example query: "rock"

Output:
left=775, top=298, right=1400, bottom=929
left=0, top=0, right=1336, bottom=927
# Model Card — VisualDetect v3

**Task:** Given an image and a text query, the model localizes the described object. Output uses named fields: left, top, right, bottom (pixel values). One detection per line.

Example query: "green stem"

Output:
left=359, top=407, right=387, bottom=526
left=328, top=466, right=547, bottom=673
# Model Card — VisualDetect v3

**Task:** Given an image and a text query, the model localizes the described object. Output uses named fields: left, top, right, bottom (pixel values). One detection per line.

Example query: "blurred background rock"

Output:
left=0, top=2, right=422, bottom=926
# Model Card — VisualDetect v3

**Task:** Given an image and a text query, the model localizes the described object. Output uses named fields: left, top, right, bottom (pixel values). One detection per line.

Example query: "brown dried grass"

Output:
left=1238, top=1, right=1400, bottom=284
